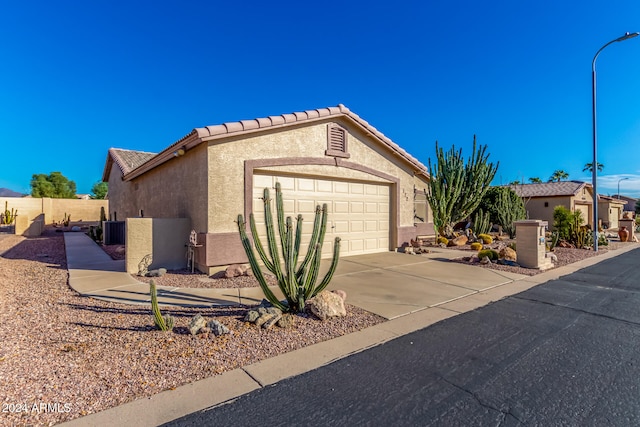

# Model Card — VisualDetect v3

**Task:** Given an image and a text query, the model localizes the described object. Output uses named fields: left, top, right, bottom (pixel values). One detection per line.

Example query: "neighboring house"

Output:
left=510, top=181, right=626, bottom=230
left=103, top=104, right=433, bottom=273
left=510, top=181, right=594, bottom=228
left=611, top=194, right=637, bottom=214
left=597, top=195, right=626, bottom=230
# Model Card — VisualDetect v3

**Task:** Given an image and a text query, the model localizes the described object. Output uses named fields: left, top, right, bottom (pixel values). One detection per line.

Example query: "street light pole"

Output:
left=617, top=177, right=629, bottom=199
left=591, top=32, right=639, bottom=251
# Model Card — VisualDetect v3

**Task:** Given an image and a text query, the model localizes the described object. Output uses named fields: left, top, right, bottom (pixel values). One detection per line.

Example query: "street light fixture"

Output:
left=591, top=32, right=639, bottom=251
left=617, top=177, right=629, bottom=199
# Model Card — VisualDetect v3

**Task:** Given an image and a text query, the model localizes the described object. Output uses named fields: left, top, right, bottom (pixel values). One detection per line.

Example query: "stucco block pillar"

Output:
left=515, top=220, right=553, bottom=270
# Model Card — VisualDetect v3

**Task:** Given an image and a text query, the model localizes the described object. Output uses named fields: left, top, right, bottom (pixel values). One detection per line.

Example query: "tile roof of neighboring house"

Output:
left=509, top=181, right=591, bottom=198
left=105, top=104, right=428, bottom=182
left=104, top=148, right=157, bottom=179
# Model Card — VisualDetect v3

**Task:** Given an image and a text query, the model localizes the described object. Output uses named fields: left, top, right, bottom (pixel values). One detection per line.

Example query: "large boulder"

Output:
left=307, top=291, right=347, bottom=321
left=448, top=235, right=468, bottom=247
left=499, top=247, right=517, bottom=261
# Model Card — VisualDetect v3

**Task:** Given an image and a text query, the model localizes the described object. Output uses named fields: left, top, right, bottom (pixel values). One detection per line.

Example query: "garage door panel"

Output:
left=253, top=174, right=390, bottom=257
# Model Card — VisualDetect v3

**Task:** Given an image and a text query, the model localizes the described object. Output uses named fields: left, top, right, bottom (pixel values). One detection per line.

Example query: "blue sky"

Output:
left=1, top=1, right=640, bottom=197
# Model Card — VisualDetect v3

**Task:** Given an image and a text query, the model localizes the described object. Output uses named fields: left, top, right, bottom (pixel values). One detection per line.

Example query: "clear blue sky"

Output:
left=2, top=1, right=640, bottom=197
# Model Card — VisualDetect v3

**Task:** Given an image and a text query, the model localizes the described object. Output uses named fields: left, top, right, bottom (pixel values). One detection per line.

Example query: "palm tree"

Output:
left=548, top=170, right=569, bottom=182
left=509, top=180, right=521, bottom=185
left=529, top=177, right=542, bottom=183
left=583, top=162, right=604, bottom=173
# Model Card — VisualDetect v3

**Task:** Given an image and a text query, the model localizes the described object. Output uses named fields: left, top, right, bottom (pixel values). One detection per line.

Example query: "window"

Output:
left=414, top=189, right=428, bottom=223
left=325, top=123, right=350, bottom=158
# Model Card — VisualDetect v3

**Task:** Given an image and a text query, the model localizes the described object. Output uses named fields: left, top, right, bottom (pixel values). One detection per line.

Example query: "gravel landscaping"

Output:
left=0, top=230, right=384, bottom=426
left=0, top=229, right=632, bottom=426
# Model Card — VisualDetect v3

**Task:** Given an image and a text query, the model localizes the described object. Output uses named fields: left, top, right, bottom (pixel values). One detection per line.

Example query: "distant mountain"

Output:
left=0, top=188, right=25, bottom=197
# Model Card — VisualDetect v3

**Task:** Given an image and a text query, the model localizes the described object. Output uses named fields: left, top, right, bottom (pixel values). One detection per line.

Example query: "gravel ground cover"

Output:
left=0, top=230, right=384, bottom=426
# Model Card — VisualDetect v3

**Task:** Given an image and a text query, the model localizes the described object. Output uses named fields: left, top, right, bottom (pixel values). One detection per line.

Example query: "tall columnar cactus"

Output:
left=472, top=208, right=491, bottom=236
left=2, top=201, right=17, bottom=225
left=237, top=182, right=341, bottom=313
left=150, top=280, right=174, bottom=331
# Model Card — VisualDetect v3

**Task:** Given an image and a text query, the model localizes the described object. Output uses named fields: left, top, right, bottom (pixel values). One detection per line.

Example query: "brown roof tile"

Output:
left=509, top=181, right=590, bottom=198
left=109, top=148, right=157, bottom=175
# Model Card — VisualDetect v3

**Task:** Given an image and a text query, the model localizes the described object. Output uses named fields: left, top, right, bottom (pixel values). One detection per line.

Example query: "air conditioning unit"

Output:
left=103, top=221, right=126, bottom=245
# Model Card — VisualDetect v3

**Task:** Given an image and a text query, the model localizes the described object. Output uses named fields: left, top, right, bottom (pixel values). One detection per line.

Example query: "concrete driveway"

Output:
left=64, top=232, right=528, bottom=320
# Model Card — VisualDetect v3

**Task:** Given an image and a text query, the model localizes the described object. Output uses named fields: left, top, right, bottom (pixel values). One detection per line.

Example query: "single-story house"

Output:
left=597, top=195, right=627, bottom=230
left=510, top=180, right=626, bottom=230
left=510, top=181, right=594, bottom=228
left=103, top=104, right=433, bottom=273
left=611, top=194, right=637, bottom=214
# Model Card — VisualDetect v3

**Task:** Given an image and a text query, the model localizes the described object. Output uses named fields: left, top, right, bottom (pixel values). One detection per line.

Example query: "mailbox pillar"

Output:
left=515, top=220, right=553, bottom=270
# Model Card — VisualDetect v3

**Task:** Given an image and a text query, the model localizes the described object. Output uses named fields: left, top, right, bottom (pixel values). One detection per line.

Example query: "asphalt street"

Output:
left=165, top=247, right=640, bottom=427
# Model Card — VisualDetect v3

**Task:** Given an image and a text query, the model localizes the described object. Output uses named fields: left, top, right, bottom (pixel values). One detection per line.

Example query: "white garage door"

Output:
left=252, top=174, right=390, bottom=258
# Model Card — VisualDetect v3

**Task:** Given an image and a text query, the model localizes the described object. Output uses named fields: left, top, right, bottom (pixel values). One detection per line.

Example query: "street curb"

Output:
left=58, top=244, right=639, bottom=426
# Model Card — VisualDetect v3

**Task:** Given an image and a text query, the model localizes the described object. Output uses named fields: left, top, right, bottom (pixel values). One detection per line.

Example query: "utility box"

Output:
left=515, top=220, right=553, bottom=270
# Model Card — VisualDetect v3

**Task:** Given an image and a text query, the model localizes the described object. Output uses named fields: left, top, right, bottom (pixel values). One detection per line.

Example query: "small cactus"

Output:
left=150, top=280, right=174, bottom=331
left=478, top=249, right=499, bottom=261
left=477, top=233, right=493, bottom=244
left=2, top=201, right=17, bottom=225
left=436, top=236, right=449, bottom=245
left=470, top=242, right=483, bottom=251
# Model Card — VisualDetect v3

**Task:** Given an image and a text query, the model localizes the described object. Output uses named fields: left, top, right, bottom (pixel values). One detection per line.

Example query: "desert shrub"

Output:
left=553, top=206, right=573, bottom=241
left=478, top=249, right=499, bottom=261
left=470, top=242, right=483, bottom=251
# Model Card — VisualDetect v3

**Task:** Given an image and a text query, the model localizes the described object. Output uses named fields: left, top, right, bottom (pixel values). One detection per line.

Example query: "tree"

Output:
left=426, top=136, right=499, bottom=236
left=91, top=181, right=108, bottom=199
left=548, top=170, right=569, bottom=182
left=30, top=172, right=77, bottom=198
left=529, top=177, right=542, bottom=183
left=582, top=162, right=604, bottom=173
left=509, top=180, right=521, bottom=185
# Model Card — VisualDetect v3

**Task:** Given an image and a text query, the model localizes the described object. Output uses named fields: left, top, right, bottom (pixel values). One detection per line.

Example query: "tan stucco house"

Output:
left=511, top=180, right=626, bottom=231
left=103, top=105, right=433, bottom=273
left=511, top=181, right=594, bottom=227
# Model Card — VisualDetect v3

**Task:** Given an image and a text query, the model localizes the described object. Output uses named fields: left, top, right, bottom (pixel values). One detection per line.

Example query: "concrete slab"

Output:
left=387, top=262, right=525, bottom=291
left=338, top=252, right=436, bottom=269
left=327, top=270, right=477, bottom=319
left=68, top=270, right=141, bottom=293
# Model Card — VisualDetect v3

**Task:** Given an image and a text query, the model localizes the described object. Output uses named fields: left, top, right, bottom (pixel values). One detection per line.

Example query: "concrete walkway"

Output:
left=66, top=232, right=527, bottom=319
left=59, top=232, right=639, bottom=427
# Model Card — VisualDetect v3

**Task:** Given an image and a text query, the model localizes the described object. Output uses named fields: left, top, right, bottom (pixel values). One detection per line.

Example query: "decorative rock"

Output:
left=146, top=268, right=167, bottom=277
left=332, top=289, right=347, bottom=302
left=71, top=226, right=81, bottom=232
left=307, top=290, right=346, bottom=321
left=262, top=313, right=282, bottom=329
left=498, top=259, right=519, bottom=267
left=255, top=313, right=276, bottom=328
left=277, top=314, right=296, bottom=329
left=448, top=235, right=468, bottom=247
left=189, top=314, right=207, bottom=335
left=244, top=310, right=260, bottom=323
left=499, top=247, right=517, bottom=261
left=207, top=320, right=232, bottom=336
left=479, top=256, right=491, bottom=265
left=265, top=307, right=283, bottom=316
left=225, top=264, right=249, bottom=278
left=546, top=253, right=558, bottom=263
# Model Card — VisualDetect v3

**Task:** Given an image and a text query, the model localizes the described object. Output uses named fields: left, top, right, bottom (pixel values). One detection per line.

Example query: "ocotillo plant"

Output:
left=150, top=280, right=174, bottom=331
left=237, top=182, right=340, bottom=313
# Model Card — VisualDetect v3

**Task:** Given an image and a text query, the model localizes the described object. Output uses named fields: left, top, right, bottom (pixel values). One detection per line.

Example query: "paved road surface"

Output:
left=165, top=248, right=640, bottom=426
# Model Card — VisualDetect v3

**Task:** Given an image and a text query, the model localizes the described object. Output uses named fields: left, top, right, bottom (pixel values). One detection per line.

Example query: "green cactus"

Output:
left=62, top=212, right=71, bottom=227
left=547, top=230, right=560, bottom=251
left=478, top=249, right=499, bottom=261
left=100, top=206, right=107, bottom=223
left=150, top=280, right=174, bottom=331
left=237, top=182, right=341, bottom=313
left=472, top=209, right=491, bottom=236
left=2, top=201, right=17, bottom=225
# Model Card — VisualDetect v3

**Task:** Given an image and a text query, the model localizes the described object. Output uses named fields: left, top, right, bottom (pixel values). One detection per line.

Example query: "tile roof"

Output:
left=120, top=104, right=428, bottom=181
left=509, top=181, right=590, bottom=198
left=107, top=148, right=157, bottom=176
